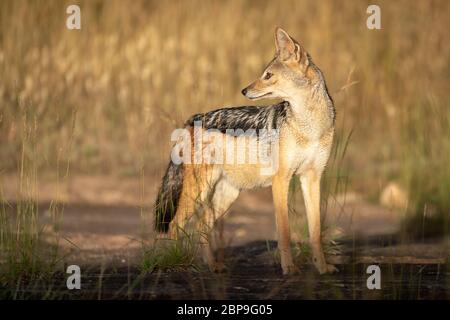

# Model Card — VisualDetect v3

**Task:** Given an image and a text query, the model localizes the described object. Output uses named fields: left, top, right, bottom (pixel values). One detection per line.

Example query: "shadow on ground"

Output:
left=2, top=177, right=449, bottom=299
left=6, top=240, right=448, bottom=300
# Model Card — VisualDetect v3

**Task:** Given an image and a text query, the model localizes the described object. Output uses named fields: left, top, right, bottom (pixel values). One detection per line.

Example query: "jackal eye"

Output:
left=263, top=72, right=273, bottom=80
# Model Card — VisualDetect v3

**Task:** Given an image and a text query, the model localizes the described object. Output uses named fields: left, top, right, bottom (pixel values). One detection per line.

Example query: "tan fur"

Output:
left=167, top=27, right=336, bottom=275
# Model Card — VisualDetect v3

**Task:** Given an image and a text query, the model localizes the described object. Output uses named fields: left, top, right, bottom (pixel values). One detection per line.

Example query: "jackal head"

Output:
left=242, top=27, right=317, bottom=102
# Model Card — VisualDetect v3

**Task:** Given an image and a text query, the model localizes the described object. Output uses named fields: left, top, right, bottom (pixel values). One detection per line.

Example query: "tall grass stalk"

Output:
left=400, top=96, right=450, bottom=238
left=0, top=104, right=76, bottom=298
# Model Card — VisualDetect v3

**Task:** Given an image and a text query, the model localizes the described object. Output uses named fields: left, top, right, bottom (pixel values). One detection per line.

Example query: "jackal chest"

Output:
left=282, top=126, right=334, bottom=175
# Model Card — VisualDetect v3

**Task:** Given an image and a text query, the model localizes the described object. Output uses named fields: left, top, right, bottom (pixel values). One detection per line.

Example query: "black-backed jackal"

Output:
left=155, top=27, right=337, bottom=275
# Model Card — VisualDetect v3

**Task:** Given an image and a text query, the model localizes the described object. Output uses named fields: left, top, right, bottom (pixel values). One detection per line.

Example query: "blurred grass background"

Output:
left=0, top=0, right=449, bottom=234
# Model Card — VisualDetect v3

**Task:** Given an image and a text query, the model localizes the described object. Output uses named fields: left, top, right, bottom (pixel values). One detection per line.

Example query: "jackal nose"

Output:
left=241, top=88, right=248, bottom=96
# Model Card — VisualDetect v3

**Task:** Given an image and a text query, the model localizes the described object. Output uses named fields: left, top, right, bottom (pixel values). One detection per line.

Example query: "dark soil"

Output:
left=2, top=185, right=448, bottom=300
left=5, top=241, right=448, bottom=300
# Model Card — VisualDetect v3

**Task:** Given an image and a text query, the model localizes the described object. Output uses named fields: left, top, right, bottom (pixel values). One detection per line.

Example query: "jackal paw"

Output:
left=208, top=261, right=227, bottom=273
left=282, top=264, right=300, bottom=276
left=317, top=263, right=338, bottom=275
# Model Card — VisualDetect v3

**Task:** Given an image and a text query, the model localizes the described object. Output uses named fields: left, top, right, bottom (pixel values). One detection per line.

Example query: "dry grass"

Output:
left=0, top=1, right=449, bottom=230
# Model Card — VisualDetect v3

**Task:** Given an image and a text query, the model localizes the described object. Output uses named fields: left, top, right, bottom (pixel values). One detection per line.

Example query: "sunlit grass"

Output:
left=0, top=103, right=75, bottom=299
left=140, top=233, right=201, bottom=273
left=399, top=97, right=450, bottom=239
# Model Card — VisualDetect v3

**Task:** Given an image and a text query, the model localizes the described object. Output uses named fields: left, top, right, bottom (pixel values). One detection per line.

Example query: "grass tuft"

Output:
left=141, top=233, right=200, bottom=273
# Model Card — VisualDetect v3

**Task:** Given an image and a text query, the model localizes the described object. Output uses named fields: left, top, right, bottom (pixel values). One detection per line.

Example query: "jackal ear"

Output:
left=274, top=27, right=306, bottom=64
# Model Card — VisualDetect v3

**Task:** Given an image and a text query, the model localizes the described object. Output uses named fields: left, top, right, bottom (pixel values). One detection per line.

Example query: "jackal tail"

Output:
left=154, top=160, right=184, bottom=233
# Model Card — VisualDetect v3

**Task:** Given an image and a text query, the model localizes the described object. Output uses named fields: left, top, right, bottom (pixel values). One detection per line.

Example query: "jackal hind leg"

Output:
left=198, top=179, right=239, bottom=272
left=168, top=189, right=197, bottom=240
left=168, top=164, right=209, bottom=240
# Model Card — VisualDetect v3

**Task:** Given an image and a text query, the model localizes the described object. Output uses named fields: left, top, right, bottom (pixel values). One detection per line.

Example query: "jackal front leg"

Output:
left=300, top=170, right=337, bottom=274
left=272, top=174, right=297, bottom=275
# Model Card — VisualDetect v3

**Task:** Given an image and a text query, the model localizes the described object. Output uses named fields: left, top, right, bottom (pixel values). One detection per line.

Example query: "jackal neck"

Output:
left=287, top=71, right=335, bottom=136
